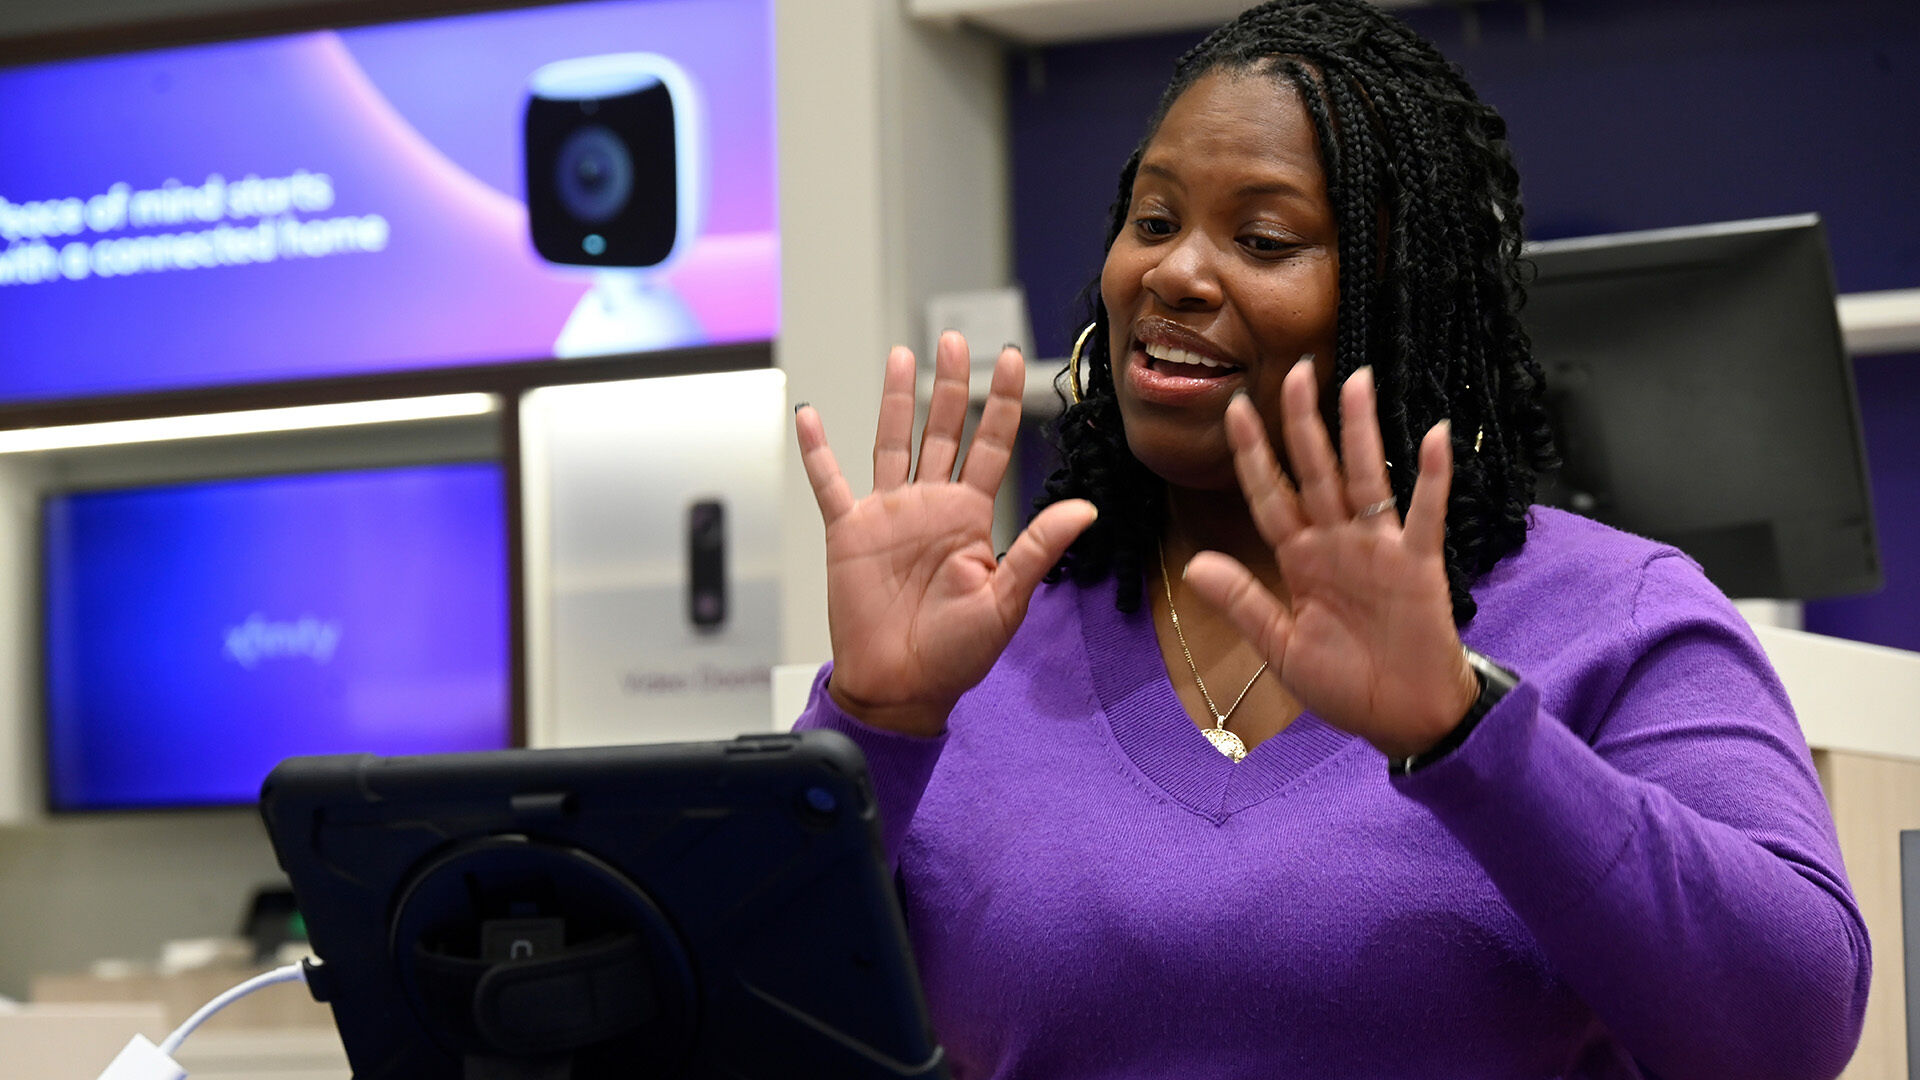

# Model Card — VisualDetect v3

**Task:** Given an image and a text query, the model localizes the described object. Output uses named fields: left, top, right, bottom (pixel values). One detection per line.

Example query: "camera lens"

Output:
left=554, top=123, right=634, bottom=224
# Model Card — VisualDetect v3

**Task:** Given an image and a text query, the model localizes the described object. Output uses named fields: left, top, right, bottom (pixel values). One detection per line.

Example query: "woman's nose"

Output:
left=1140, top=231, right=1223, bottom=310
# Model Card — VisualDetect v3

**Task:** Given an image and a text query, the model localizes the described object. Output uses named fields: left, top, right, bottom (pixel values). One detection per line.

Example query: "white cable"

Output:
left=158, top=962, right=309, bottom=1055
left=96, top=962, right=311, bottom=1078
left=95, top=1035, right=186, bottom=1080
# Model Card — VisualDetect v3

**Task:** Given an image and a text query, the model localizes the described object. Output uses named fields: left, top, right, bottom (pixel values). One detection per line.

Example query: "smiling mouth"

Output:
left=1142, top=340, right=1243, bottom=379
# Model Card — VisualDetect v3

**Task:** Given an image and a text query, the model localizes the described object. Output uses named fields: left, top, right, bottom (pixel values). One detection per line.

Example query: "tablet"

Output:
left=259, top=730, right=947, bottom=1079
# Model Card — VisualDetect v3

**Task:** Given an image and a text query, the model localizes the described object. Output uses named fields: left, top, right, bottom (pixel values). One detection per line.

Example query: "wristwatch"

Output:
left=1387, top=646, right=1519, bottom=776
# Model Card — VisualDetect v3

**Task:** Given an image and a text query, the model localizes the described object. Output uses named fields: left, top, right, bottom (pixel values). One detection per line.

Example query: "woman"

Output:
left=792, top=1, right=1869, bottom=1076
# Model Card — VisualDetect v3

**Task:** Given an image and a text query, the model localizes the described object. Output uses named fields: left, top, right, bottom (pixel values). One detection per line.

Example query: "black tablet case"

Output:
left=259, top=730, right=947, bottom=1079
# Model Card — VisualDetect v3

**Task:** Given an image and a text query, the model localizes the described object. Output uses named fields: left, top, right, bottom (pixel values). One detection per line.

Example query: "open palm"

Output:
left=796, top=332, right=1096, bottom=737
left=1184, top=363, right=1477, bottom=759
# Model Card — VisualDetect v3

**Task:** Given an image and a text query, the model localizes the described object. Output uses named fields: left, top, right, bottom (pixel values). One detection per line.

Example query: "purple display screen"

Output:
left=0, top=0, right=777, bottom=404
left=43, top=463, right=510, bottom=811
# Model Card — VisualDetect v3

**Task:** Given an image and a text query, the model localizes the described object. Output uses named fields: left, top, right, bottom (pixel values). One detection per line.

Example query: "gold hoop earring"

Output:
left=1067, top=321, right=1096, bottom=405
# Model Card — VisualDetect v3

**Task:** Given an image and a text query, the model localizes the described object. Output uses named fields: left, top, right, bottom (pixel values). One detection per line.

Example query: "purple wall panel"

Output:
left=1804, top=353, right=1920, bottom=651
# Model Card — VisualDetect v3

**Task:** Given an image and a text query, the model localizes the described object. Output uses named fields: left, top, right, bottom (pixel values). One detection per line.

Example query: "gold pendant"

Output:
left=1202, top=725, right=1247, bottom=763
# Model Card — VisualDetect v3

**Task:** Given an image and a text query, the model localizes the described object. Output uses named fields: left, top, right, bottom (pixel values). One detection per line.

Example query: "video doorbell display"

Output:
left=524, top=370, right=782, bottom=748
left=0, top=0, right=774, bottom=404
left=43, top=463, right=510, bottom=811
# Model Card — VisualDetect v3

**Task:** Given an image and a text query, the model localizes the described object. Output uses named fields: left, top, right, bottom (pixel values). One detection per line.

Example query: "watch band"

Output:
left=1388, top=646, right=1519, bottom=776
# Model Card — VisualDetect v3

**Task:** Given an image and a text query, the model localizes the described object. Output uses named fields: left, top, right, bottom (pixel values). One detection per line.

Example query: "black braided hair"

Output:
left=1036, top=0, right=1557, bottom=625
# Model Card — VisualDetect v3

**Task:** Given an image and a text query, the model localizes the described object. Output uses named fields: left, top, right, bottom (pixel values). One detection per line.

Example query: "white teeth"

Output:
left=1144, top=341, right=1231, bottom=369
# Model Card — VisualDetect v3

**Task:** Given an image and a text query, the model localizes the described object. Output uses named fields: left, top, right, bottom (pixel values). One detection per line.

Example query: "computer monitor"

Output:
left=1523, top=214, right=1880, bottom=600
left=259, top=730, right=948, bottom=1079
left=42, top=461, right=511, bottom=811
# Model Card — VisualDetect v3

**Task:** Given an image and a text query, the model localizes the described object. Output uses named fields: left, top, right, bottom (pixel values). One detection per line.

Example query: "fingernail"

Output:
left=1299, top=352, right=1316, bottom=365
left=1352, top=364, right=1373, bottom=382
left=793, top=402, right=809, bottom=414
left=1003, top=342, right=1023, bottom=355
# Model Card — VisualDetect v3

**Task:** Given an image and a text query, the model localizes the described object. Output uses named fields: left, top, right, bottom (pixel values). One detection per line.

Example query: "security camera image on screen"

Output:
left=526, top=54, right=686, bottom=268
left=0, top=0, right=776, bottom=401
left=43, top=462, right=510, bottom=811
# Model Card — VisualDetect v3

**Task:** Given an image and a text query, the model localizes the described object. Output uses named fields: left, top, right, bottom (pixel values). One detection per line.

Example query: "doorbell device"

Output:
left=525, top=53, right=704, bottom=356
left=687, top=498, right=726, bottom=631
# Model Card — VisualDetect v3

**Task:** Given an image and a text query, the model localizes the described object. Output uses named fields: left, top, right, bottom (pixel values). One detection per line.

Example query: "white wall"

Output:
left=774, top=0, right=1010, bottom=667
left=0, top=813, right=287, bottom=1000
left=0, top=454, right=46, bottom=828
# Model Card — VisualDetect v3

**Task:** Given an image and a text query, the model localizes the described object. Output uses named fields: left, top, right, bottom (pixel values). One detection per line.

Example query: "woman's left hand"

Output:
left=1182, top=360, right=1479, bottom=760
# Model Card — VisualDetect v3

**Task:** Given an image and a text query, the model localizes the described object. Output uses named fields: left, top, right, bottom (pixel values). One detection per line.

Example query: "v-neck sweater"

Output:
left=793, top=507, right=1869, bottom=1079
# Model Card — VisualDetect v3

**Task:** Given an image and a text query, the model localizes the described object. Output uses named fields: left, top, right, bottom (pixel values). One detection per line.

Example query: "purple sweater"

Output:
left=795, top=508, right=1870, bottom=1079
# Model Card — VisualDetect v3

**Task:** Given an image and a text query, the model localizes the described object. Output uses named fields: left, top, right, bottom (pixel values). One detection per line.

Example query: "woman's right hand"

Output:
left=795, top=331, right=1098, bottom=737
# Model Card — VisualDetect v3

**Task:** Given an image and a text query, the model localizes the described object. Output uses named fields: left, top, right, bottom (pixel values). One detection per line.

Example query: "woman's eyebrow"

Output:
left=1138, top=162, right=1184, bottom=187
left=1234, top=180, right=1312, bottom=200
left=1139, top=162, right=1311, bottom=201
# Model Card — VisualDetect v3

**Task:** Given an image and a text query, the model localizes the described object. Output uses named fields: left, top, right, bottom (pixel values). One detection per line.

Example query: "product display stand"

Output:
left=553, top=271, right=702, bottom=358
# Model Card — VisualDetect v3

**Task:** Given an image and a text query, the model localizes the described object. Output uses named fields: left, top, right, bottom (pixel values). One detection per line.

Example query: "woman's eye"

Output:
left=1243, top=234, right=1298, bottom=256
left=1134, top=216, right=1176, bottom=238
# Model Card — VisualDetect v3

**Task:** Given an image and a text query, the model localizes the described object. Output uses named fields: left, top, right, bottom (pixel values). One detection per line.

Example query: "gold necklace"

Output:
left=1157, top=545, right=1267, bottom=763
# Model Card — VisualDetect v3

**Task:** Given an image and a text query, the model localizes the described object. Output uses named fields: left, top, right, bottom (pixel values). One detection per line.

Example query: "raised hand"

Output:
left=795, top=331, right=1098, bottom=737
left=1181, top=361, right=1478, bottom=759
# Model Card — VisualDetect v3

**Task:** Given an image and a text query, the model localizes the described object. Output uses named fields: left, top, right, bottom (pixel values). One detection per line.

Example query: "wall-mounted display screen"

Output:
left=0, top=0, right=776, bottom=404
left=43, top=462, right=511, bottom=811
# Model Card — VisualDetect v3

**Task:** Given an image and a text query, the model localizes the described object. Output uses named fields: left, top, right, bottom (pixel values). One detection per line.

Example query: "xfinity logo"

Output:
left=224, top=614, right=343, bottom=669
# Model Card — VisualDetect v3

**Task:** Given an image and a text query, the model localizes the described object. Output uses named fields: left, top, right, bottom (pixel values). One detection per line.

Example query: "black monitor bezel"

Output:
left=1523, top=213, right=1880, bottom=601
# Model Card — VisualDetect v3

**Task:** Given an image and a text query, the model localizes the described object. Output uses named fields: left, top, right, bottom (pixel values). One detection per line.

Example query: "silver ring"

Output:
left=1357, top=497, right=1397, bottom=519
